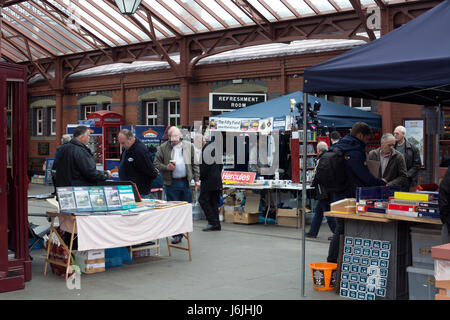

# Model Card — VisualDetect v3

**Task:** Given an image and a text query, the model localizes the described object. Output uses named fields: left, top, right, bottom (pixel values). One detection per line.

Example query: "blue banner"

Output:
left=133, top=125, right=166, bottom=146
left=105, top=159, right=121, bottom=181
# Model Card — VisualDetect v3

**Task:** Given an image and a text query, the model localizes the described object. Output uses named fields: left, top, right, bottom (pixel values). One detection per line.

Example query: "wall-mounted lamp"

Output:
left=114, top=0, right=142, bottom=15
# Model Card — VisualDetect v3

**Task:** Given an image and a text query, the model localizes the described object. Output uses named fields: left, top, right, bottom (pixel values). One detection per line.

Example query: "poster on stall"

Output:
left=105, top=159, right=120, bottom=181
left=127, top=125, right=166, bottom=147
left=209, top=117, right=274, bottom=134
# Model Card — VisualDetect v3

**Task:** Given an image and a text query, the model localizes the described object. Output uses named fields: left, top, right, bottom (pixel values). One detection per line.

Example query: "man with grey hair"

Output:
left=307, top=141, right=336, bottom=239
left=53, top=126, right=112, bottom=187
left=368, top=133, right=408, bottom=187
left=393, top=125, right=422, bottom=191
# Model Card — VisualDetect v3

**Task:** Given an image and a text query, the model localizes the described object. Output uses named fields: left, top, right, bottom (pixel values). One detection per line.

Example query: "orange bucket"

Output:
left=309, top=262, right=337, bottom=291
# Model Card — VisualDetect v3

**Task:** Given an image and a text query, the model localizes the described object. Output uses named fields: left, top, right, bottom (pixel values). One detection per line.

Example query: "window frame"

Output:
left=146, top=101, right=158, bottom=125
left=36, top=107, right=44, bottom=136
left=167, top=99, right=180, bottom=127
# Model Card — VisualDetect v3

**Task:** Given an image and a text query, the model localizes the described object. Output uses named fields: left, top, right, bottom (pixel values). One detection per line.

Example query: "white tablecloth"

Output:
left=71, top=204, right=192, bottom=251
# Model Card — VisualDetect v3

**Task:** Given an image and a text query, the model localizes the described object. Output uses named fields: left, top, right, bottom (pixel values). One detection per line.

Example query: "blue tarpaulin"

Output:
left=215, top=91, right=381, bottom=128
left=303, top=1, right=450, bottom=106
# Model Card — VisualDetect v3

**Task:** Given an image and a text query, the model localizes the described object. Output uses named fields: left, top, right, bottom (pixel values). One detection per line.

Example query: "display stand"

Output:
left=0, top=62, right=31, bottom=293
left=325, top=211, right=442, bottom=300
left=44, top=210, right=193, bottom=279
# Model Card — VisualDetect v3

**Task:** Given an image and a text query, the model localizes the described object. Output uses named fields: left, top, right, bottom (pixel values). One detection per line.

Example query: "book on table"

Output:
left=73, top=186, right=93, bottom=211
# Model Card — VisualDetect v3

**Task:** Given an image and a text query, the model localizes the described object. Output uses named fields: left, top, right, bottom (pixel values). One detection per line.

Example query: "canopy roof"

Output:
left=303, top=0, right=450, bottom=106
left=215, top=91, right=381, bottom=128
left=0, top=0, right=421, bottom=63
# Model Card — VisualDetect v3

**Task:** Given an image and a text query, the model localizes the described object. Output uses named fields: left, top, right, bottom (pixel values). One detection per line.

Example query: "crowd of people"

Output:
left=52, top=122, right=424, bottom=257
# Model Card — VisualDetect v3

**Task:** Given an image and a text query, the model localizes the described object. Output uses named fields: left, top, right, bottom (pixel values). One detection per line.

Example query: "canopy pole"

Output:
left=435, top=104, right=441, bottom=184
left=301, top=93, right=308, bottom=297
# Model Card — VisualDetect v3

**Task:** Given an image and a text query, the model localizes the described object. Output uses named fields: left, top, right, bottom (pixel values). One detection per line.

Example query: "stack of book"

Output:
left=417, top=191, right=440, bottom=219
left=386, top=192, right=437, bottom=218
left=356, top=186, right=401, bottom=214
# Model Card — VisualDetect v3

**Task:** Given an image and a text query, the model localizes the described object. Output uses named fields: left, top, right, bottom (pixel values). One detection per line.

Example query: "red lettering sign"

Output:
left=222, top=171, right=256, bottom=184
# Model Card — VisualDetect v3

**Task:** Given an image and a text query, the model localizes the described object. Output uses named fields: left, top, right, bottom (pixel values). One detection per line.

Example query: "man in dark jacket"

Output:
left=327, top=122, right=386, bottom=263
left=198, top=134, right=223, bottom=231
left=54, top=126, right=112, bottom=187
left=118, top=129, right=159, bottom=198
left=438, top=167, right=450, bottom=243
left=394, top=125, right=422, bottom=191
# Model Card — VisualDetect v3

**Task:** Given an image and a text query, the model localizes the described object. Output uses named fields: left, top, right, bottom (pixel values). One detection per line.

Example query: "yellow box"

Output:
left=394, top=192, right=431, bottom=202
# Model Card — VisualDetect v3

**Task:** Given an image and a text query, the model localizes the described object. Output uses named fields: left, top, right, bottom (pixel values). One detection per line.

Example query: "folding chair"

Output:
left=28, top=222, right=50, bottom=260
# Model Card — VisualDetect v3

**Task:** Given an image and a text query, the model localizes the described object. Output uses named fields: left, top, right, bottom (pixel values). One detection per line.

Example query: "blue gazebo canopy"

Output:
left=215, top=91, right=381, bottom=128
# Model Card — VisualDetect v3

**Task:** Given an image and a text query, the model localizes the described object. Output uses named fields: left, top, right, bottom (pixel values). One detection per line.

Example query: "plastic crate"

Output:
left=410, top=224, right=442, bottom=268
left=407, top=266, right=438, bottom=300
left=104, top=247, right=132, bottom=267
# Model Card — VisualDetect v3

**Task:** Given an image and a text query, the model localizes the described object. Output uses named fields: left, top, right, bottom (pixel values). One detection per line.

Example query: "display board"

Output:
left=339, top=236, right=391, bottom=300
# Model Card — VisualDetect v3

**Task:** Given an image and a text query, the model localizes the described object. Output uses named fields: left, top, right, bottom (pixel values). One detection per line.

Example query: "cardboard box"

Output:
left=435, top=294, right=450, bottom=300
left=244, top=191, right=260, bottom=213
left=436, top=280, right=450, bottom=290
left=73, top=252, right=105, bottom=274
left=132, top=249, right=151, bottom=259
left=331, top=198, right=356, bottom=214
left=224, top=206, right=236, bottom=223
left=75, top=249, right=105, bottom=261
left=233, top=210, right=259, bottom=224
left=276, top=208, right=302, bottom=228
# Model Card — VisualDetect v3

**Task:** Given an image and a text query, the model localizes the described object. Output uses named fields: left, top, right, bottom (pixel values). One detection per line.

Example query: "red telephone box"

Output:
left=87, top=111, right=123, bottom=168
left=0, top=62, right=31, bottom=293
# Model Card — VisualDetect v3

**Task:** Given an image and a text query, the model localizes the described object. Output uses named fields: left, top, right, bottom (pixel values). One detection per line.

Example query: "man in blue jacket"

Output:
left=118, top=129, right=159, bottom=199
left=327, top=122, right=386, bottom=263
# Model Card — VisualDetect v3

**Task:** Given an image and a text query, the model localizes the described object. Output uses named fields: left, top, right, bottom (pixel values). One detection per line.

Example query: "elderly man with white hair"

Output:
left=154, top=126, right=200, bottom=244
left=368, top=133, right=408, bottom=187
left=306, top=141, right=336, bottom=239
left=393, top=125, right=422, bottom=191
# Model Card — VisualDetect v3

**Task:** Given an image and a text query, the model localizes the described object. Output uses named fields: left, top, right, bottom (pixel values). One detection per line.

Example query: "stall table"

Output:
left=325, top=211, right=441, bottom=300
left=44, top=203, right=193, bottom=279
left=223, top=183, right=314, bottom=227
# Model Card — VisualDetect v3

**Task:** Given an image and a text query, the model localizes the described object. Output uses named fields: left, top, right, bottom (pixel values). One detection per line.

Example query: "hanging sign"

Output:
left=209, top=117, right=273, bottom=134
left=222, top=171, right=256, bottom=184
left=209, top=93, right=266, bottom=111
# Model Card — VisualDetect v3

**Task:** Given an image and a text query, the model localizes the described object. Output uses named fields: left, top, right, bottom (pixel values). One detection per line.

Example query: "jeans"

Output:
left=165, top=179, right=192, bottom=239
left=165, top=179, right=192, bottom=203
left=307, top=199, right=336, bottom=237
left=327, top=192, right=349, bottom=263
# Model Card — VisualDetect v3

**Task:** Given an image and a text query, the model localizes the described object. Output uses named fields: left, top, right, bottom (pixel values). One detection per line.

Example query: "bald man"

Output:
left=154, top=126, right=200, bottom=244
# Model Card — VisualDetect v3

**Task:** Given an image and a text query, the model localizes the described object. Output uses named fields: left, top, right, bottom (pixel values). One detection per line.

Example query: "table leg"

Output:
left=185, top=233, right=192, bottom=261
left=166, top=238, right=172, bottom=256
left=44, top=216, right=56, bottom=276
left=65, top=219, right=76, bottom=280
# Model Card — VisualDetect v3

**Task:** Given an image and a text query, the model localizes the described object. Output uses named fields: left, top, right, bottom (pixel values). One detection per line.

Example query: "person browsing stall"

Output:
left=154, top=126, right=200, bottom=244
left=118, top=129, right=159, bottom=199
left=54, top=125, right=112, bottom=187
left=368, top=133, right=407, bottom=187
left=393, top=125, right=422, bottom=191
left=326, top=122, right=386, bottom=264
left=307, top=141, right=336, bottom=239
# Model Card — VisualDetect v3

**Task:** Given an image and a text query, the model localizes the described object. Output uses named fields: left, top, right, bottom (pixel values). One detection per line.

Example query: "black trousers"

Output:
left=198, top=189, right=221, bottom=226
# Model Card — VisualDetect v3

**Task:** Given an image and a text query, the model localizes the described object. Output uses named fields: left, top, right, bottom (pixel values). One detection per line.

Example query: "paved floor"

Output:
left=2, top=183, right=344, bottom=300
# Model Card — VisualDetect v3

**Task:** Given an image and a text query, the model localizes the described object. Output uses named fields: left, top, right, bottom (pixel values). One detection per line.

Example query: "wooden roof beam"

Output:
left=349, top=0, right=377, bottom=40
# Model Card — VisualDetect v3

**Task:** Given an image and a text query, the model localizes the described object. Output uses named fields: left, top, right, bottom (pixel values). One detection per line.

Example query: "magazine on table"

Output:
left=73, top=186, right=93, bottom=211
left=56, top=187, right=77, bottom=212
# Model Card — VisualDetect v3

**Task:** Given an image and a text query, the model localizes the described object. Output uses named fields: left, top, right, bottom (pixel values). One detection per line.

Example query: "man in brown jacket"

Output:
left=368, top=133, right=408, bottom=187
left=154, top=126, right=200, bottom=244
